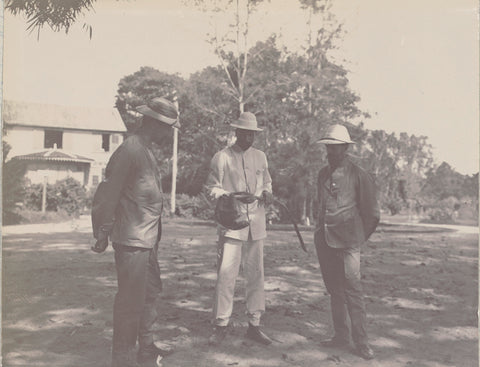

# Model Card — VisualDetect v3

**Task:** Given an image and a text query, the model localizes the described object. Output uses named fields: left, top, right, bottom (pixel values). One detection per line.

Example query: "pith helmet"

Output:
left=230, top=112, right=263, bottom=131
left=317, top=124, right=355, bottom=144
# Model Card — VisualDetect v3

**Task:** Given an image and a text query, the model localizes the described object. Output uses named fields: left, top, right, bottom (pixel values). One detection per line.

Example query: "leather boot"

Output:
left=245, top=323, right=272, bottom=345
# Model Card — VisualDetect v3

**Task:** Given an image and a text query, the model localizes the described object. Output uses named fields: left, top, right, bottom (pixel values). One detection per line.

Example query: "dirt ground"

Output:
left=2, top=216, right=478, bottom=367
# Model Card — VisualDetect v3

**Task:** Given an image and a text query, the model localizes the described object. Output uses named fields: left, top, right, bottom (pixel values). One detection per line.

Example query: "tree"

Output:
left=276, top=1, right=366, bottom=223
left=244, top=2, right=365, bottom=224
left=114, top=66, right=231, bottom=196
left=115, top=67, right=185, bottom=194
left=187, top=0, right=267, bottom=113
left=176, top=66, right=237, bottom=195
left=5, top=0, right=96, bottom=37
left=358, top=130, right=434, bottom=214
left=421, top=162, right=468, bottom=201
left=419, top=162, right=478, bottom=223
left=2, top=141, right=28, bottom=224
left=461, top=173, right=479, bottom=199
left=115, top=67, right=184, bottom=132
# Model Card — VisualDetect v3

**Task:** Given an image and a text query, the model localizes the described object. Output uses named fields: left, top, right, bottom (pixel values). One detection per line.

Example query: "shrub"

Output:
left=422, top=196, right=459, bottom=224
left=23, top=177, right=87, bottom=217
left=24, top=183, right=56, bottom=211
left=425, top=207, right=454, bottom=224
left=52, top=178, right=88, bottom=216
left=162, top=192, right=215, bottom=220
left=384, top=197, right=404, bottom=215
left=13, top=208, right=73, bottom=225
left=2, top=159, right=28, bottom=225
left=266, top=204, right=281, bottom=224
left=85, top=184, right=98, bottom=213
left=455, top=196, right=479, bottom=225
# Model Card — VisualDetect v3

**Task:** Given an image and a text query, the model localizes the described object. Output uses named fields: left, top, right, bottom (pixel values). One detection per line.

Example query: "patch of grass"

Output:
left=5, top=208, right=75, bottom=225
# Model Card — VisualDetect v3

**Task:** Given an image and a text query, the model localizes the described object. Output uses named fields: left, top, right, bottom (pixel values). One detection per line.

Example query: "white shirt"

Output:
left=206, top=144, right=272, bottom=241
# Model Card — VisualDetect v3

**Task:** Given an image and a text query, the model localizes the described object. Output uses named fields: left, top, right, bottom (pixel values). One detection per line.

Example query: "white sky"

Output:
left=2, top=0, right=479, bottom=174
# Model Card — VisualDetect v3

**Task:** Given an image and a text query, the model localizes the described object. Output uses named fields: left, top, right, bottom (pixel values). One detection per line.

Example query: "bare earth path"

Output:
left=2, top=217, right=478, bottom=367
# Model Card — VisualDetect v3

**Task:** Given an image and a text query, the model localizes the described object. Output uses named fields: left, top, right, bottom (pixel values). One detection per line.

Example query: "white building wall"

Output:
left=5, top=126, right=125, bottom=188
left=6, top=127, right=124, bottom=161
left=24, top=162, right=86, bottom=186
left=110, top=133, right=123, bottom=152
left=63, top=130, right=100, bottom=156
left=5, top=127, right=44, bottom=159
left=26, top=169, right=85, bottom=186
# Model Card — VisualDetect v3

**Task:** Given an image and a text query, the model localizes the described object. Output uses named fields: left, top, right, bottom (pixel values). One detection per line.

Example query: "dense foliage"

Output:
left=5, top=0, right=95, bottom=36
left=2, top=142, right=28, bottom=224
left=6, top=0, right=478, bottom=225
left=23, top=177, right=87, bottom=216
left=113, top=37, right=474, bottom=224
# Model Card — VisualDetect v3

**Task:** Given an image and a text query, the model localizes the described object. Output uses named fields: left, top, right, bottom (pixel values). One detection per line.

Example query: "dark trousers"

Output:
left=112, top=241, right=162, bottom=354
left=315, top=235, right=368, bottom=346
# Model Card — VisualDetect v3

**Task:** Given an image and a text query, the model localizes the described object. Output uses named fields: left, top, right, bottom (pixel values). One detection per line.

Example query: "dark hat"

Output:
left=136, top=97, right=180, bottom=128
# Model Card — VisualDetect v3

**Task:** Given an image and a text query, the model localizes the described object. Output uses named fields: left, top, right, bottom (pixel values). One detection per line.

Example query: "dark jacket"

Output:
left=94, top=134, right=163, bottom=249
left=315, top=158, right=379, bottom=248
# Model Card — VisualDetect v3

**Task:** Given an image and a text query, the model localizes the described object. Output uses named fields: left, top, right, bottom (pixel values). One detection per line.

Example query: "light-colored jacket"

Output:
left=206, top=144, right=272, bottom=241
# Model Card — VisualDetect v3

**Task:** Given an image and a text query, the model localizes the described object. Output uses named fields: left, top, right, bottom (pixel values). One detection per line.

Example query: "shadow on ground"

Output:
left=2, top=221, right=478, bottom=366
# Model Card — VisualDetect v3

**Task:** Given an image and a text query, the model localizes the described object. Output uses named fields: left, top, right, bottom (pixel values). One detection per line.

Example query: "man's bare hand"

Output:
left=260, top=191, right=274, bottom=206
left=91, top=237, right=108, bottom=253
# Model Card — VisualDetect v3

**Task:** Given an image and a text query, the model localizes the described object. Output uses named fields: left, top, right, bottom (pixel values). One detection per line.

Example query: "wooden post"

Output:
left=170, top=99, right=179, bottom=216
left=41, top=175, right=47, bottom=213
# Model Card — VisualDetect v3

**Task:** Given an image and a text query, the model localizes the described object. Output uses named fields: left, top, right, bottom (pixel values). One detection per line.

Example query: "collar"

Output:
left=136, top=132, right=155, bottom=149
left=231, top=143, right=251, bottom=154
left=329, top=157, right=350, bottom=173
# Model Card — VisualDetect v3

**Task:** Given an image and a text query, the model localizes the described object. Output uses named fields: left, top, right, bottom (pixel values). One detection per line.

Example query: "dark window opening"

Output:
left=44, top=130, right=63, bottom=149
left=92, top=175, right=99, bottom=186
left=102, top=134, right=110, bottom=152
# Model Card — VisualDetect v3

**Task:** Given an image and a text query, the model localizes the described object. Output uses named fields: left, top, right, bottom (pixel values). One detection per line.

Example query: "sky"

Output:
left=2, top=0, right=479, bottom=174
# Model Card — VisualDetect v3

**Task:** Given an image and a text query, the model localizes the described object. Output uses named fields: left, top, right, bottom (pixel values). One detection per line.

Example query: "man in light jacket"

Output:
left=315, top=124, right=380, bottom=360
left=206, top=112, right=274, bottom=346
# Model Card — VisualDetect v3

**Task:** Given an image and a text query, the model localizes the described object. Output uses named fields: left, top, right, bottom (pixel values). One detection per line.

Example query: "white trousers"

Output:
left=213, top=237, right=265, bottom=327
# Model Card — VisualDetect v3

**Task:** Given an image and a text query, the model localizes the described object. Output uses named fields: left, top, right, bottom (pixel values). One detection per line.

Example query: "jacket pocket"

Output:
left=325, top=210, right=364, bottom=247
left=326, top=215, right=356, bottom=243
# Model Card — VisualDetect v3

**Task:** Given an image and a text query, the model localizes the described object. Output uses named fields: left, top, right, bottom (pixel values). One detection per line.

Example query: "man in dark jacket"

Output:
left=92, top=97, right=179, bottom=367
left=314, top=124, right=380, bottom=360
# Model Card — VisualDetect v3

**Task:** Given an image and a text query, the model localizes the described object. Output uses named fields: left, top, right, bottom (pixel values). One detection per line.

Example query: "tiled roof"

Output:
left=12, top=148, right=94, bottom=163
left=3, top=100, right=127, bottom=133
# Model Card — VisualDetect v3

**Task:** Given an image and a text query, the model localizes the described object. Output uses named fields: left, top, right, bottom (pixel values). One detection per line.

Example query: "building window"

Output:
left=102, top=134, right=110, bottom=152
left=44, top=130, right=63, bottom=149
left=92, top=175, right=99, bottom=186
left=112, top=134, right=119, bottom=144
left=101, top=168, right=106, bottom=180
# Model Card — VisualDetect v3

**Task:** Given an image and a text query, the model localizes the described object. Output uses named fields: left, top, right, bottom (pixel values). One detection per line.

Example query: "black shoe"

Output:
left=320, top=337, right=350, bottom=348
left=137, top=343, right=173, bottom=364
left=208, top=325, right=228, bottom=345
left=356, top=344, right=375, bottom=360
left=245, top=323, right=272, bottom=345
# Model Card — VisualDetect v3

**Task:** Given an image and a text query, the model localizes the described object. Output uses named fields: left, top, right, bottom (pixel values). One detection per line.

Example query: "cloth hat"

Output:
left=136, top=97, right=180, bottom=128
left=317, top=124, right=355, bottom=144
left=230, top=112, right=263, bottom=131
